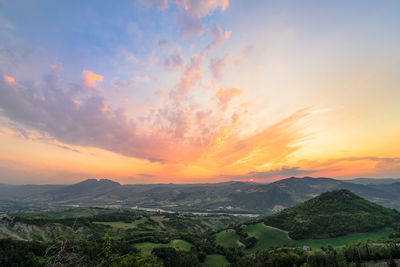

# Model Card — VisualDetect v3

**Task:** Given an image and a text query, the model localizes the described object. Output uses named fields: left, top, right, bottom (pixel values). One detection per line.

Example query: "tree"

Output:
left=100, top=233, right=112, bottom=266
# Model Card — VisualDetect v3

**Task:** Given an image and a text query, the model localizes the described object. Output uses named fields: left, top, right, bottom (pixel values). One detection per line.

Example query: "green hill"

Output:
left=262, top=189, right=400, bottom=239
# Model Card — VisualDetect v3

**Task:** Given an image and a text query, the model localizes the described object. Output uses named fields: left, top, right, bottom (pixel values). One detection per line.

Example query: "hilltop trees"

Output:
left=263, top=190, right=400, bottom=239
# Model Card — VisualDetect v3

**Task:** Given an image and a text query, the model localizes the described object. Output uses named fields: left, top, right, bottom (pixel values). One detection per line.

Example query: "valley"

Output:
left=2, top=177, right=400, bottom=215
left=1, top=179, right=400, bottom=266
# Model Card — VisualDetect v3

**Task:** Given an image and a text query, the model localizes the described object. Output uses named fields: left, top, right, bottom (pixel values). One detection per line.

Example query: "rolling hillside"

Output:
left=262, top=189, right=400, bottom=239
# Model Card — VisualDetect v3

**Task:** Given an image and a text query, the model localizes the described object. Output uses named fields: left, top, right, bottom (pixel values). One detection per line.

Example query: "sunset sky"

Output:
left=1, top=0, right=400, bottom=184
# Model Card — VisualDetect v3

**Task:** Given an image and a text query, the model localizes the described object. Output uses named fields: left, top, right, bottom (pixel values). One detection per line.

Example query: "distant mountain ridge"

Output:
left=262, top=189, right=400, bottom=239
left=1, top=177, right=400, bottom=214
left=343, top=178, right=400, bottom=185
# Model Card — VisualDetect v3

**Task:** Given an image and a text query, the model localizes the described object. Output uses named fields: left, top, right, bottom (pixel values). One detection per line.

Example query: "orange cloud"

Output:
left=193, top=109, right=310, bottom=175
left=297, top=156, right=400, bottom=179
left=81, top=70, right=104, bottom=87
left=221, top=0, right=229, bottom=11
left=215, top=88, right=242, bottom=111
left=3, top=75, right=15, bottom=84
left=102, top=104, right=110, bottom=112
left=224, top=30, right=231, bottom=38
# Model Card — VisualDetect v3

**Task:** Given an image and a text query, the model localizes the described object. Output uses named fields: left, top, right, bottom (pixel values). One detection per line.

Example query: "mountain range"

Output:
left=1, top=177, right=400, bottom=214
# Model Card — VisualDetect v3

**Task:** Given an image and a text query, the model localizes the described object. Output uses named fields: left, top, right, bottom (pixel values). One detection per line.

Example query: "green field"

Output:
left=293, top=227, right=394, bottom=249
left=133, top=242, right=169, bottom=255
left=215, top=223, right=395, bottom=254
left=93, top=218, right=148, bottom=229
left=202, top=254, right=229, bottom=267
left=244, top=223, right=292, bottom=254
left=215, top=229, right=241, bottom=248
left=170, top=239, right=193, bottom=251
left=133, top=239, right=193, bottom=255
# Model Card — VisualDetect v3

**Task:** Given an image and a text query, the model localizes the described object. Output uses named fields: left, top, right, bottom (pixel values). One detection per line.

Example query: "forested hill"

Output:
left=262, top=189, right=400, bottom=240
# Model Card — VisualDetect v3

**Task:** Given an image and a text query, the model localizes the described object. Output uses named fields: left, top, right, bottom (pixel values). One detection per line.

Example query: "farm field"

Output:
left=133, top=239, right=193, bottom=255
left=293, top=228, right=394, bottom=249
left=216, top=223, right=395, bottom=254
left=244, top=223, right=292, bottom=254
left=216, top=229, right=242, bottom=248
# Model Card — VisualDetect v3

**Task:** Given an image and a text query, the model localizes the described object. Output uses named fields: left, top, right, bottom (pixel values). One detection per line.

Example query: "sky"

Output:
left=0, top=0, right=400, bottom=184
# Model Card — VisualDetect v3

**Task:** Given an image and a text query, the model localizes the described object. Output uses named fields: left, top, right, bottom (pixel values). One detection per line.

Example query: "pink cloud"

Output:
left=179, top=13, right=204, bottom=38
left=206, top=25, right=225, bottom=50
left=169, top=53, right=202, bottom=104
left=140, top=0, right=169, bottom=11
left=163, top=51, right=184, bottom=71
left=49, top=63, right=59, bottom=69
left=0, top=66, right=308, bottom=170
left=141, top=0, right=230, bottom=38
left=81, top=70, right=103, bottom=87
left=113, top=75, right=151, bottom=89
left=176, top=0, right=229, bottom=18
left=209, top=55, right=228, bottom=80
left=176, top=0, right=230, bottom=38
left=215, top=88, right=242, bottom=111
left=235, top=46, right=253, bottom=65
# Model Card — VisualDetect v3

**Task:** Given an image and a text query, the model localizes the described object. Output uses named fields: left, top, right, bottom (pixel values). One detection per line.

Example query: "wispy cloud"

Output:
left=298, top=157, right=400, bottom=178
left=205, top=25, right=225, bottom=50
left=163, top=51, right=184, bottom=71
left=215, top=88, right=242, bottom=111
left=143, top=0, right=229, bottom=38
left=210, top=55, right=228, bottom=80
